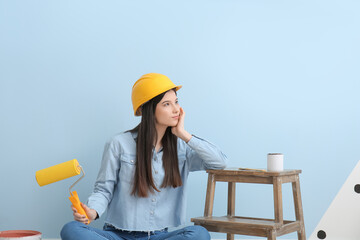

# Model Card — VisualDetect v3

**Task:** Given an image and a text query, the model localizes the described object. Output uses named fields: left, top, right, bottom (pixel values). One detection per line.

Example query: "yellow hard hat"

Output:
left=132, top=73, right=182, bottom=116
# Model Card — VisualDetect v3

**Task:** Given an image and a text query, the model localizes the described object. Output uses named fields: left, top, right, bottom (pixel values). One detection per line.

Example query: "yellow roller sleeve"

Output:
left=35, top=159, right=81, bottom=186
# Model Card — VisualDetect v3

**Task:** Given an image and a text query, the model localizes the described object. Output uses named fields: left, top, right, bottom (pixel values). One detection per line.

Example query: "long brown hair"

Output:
left=129, top=89, right=182, bottom=197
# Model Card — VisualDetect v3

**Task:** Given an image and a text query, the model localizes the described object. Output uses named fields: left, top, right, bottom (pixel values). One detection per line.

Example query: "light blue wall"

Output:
left=1, top=0, right=359, bottom=239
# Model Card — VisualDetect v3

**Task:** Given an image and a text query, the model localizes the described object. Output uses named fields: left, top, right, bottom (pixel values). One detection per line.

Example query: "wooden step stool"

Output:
left=191, top=169, right=306, bottom=240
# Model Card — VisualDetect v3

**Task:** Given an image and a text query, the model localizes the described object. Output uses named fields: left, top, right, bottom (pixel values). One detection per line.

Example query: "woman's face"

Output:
left=155, top=90, right=180, bottom=128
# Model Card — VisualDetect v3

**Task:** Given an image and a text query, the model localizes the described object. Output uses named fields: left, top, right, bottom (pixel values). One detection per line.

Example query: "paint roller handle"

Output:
left=69, top=191, right=89, bottom=223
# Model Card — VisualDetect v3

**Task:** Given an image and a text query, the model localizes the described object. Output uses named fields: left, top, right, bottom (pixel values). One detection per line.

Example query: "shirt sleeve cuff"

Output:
left=87, top=198, right=107, bottom=218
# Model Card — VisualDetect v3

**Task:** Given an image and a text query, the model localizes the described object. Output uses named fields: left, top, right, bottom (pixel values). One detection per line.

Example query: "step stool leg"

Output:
left=227, top=182, right=236, bottom=216
left=267, top=230, right=277, bottom=240
left=226, top=233, right=234, bottom=240
left=292, top=175, right=306, bottom=240
left=273, top=177, right=283, bottom=225
left=226, top=182, right=235, bottom=240
left=204, top=173, right=216, bottom=217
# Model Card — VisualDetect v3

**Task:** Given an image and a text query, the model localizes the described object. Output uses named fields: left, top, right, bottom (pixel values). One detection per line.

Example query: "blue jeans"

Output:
left=60, top=221, right=210, bottom=240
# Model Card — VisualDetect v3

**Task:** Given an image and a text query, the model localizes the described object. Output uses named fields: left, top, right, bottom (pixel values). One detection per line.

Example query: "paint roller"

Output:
left=35, top=159, right=89, bottom=221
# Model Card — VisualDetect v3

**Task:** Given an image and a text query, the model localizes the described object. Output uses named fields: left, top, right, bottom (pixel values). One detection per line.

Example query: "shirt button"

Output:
left=130, top=160, right=134, bottom=163
left=155, top=170, right=158, bottom=174
left=152, top=198, right=156, bottom=202
left=150, top=211, right=154, bottom=215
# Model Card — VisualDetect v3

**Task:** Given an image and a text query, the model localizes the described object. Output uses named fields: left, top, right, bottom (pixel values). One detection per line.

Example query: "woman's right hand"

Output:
left=71, top=203, right=97, bottom=224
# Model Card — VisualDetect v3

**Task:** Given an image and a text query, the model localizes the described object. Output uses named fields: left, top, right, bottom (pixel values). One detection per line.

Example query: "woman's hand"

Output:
left=72, top=203, right=97, bottom=225
left=171, top=107, right=192, bottom=143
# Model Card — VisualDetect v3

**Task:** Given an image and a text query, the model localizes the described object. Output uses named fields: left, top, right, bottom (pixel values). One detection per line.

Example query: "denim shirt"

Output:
left=87, top=131, right=227, bottom=231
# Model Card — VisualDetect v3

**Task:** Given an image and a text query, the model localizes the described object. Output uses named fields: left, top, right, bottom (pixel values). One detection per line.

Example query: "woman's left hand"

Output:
left=71, top=203, right=97, bottom=225
left=171, top=107, right=192, bottom=143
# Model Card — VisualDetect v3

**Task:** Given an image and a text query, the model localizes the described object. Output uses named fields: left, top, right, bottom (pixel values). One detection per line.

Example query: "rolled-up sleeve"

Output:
left=185, top=135, right=227, bottom=171
left=87, top=137, right=121, bottom=217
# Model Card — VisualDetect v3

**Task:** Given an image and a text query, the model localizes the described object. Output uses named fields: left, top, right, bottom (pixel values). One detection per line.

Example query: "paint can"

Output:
left=0, top=230, right=41, bottom=240
left=267, top=153, right=284, bottom=172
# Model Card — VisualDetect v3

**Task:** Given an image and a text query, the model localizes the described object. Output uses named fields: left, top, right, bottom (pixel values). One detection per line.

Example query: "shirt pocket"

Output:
left=119, top=154, right=136, bottom=184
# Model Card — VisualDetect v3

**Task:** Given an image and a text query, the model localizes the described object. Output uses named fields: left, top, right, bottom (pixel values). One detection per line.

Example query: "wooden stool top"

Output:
left=207, top=169, right=302, bottom=177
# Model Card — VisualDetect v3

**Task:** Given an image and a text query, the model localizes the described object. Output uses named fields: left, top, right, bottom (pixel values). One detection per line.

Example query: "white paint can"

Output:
left=267, top=153, right=284, bottom=172
left=0, top=230, right=41, bottom=240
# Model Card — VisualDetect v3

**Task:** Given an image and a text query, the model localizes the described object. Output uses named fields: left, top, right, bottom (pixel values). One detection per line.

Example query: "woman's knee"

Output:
left=60, top=221, right=84, bottom=240
left=184, top=225, right=210, bottom=240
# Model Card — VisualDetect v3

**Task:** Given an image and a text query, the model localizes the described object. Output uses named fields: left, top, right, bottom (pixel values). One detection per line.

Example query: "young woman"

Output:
left=60, top=73, right=227, bottom=240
